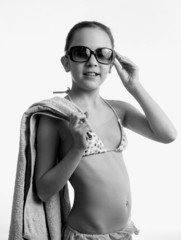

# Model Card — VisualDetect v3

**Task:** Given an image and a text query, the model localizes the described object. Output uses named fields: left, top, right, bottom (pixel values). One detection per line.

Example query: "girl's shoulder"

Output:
left=37, top=114, right=67, bottom=137
left=105, top=99, right=134, bottom=125
left=37, top=115, right=60, bottom=137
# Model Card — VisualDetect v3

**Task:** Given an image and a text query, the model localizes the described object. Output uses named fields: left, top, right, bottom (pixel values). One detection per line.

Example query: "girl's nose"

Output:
left=86, top=53, right=98, bottom=66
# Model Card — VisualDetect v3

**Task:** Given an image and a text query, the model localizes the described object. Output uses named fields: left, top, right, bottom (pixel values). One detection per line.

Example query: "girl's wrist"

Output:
left=126, top=80, right=142, bottom=95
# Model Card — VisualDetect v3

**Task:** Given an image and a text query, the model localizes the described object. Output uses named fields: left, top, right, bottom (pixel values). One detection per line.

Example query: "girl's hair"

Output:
left=64, top=21, right=115, bottom=51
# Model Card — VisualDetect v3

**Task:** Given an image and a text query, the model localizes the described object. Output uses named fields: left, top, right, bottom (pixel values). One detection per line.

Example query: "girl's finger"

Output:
left=70, top=112, right=88, bottom=127
left=115, top=52, right=137, bottom=69
left=114, top=59, right=123, bottom=70
left=115, top=52, right=123, bottom=63
left=114, top=60, right=125, bottom=78
left=77, top=119, right=92, bottom=132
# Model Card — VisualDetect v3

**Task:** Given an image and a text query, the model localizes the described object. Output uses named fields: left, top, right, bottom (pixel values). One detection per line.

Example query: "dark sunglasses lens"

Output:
left=69, top=46, right=114, bottom=64
left=71, top=47, right=90, bottom=62
left=96, top=48, right=113, bottom=64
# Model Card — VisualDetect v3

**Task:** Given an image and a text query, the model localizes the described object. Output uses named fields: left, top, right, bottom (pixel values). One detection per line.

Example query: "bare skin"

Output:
left=35, top=97, right=132, bottom=234
left=35, top=27, right=176, bottom=235
left=64, top=98, right=131, bottom=234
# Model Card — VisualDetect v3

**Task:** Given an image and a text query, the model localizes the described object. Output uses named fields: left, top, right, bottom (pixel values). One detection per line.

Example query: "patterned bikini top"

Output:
left=83, top=99, right=128, bottom=157
left=67, top=96, right=128, bottom=157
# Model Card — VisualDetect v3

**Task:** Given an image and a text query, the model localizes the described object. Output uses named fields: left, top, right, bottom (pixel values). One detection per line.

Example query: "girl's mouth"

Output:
left=83, top=72, right=100, bottom=76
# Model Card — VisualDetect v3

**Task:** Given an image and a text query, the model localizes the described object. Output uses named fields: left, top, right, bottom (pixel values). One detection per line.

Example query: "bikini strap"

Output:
left=101, top=98, right=124, bottom=146
left=101, top=98, right=122, bottom=123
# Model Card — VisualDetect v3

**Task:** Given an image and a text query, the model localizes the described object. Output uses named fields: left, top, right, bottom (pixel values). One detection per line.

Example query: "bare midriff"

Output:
left=67, top=151, right=131, bottom=234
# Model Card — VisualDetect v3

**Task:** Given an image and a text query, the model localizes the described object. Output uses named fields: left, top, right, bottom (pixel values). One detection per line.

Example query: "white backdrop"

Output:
left=0, top=0, right=180, bottom=239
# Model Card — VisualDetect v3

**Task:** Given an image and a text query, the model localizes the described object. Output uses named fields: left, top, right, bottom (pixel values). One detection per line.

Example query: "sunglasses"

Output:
left=66, top=46, right=115, bottom=65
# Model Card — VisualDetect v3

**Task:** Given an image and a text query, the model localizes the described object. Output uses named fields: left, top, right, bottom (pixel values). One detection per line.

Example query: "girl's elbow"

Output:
left=36, top=188, right=46, bottom=202
left=36, top=181, right=51, bottom=202
left=36, top=190, right=48, bottom=202
left=162, top=129, right=177, bottom=144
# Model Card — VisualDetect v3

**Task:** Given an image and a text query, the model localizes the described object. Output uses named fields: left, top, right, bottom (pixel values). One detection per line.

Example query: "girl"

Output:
left=35, top=21, right=176, bottom=239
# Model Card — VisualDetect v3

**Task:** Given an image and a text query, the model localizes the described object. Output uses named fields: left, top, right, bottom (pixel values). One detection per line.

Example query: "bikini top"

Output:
left=67, top=96, right=128, bottom=157
left=83, top=100, right=127, bottom=157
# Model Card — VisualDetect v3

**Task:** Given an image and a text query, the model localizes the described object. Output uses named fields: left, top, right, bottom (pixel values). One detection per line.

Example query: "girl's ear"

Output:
left=61, top=56, right=70, bottom=72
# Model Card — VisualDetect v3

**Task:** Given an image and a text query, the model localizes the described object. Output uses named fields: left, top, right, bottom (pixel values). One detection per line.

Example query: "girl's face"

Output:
left=65, top=27, right=113, bottom=92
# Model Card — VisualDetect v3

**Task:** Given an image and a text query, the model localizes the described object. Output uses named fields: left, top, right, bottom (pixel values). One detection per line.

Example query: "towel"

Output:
left=8, top=96, right=83, bottom=240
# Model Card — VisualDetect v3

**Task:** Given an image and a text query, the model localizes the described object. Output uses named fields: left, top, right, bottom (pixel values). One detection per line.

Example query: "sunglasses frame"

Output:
left=66, top=46, right=115, bottom=65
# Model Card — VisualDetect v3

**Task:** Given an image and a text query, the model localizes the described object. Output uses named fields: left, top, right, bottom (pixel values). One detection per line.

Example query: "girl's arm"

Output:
left=114, top=53, right=177, bottom=143
left=35, top=113, right=90, bottom=202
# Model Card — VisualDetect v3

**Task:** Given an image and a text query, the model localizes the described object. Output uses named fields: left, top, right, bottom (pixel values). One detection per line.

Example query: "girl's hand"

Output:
left=69, top=112, right=91, bottom=151
left=114, top=52, right=140, bottom=91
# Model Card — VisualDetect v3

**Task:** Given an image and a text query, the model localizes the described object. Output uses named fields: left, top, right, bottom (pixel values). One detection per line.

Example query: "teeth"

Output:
left=84, top=72, right=98, bottom=76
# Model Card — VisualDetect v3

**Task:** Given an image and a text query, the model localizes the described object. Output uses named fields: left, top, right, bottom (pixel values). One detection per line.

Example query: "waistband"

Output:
left=63, top=221, right=139, bottom=240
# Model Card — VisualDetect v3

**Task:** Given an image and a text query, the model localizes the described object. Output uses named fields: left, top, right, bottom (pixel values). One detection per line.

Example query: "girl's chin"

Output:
left=72, top=82, right=102, bottom=92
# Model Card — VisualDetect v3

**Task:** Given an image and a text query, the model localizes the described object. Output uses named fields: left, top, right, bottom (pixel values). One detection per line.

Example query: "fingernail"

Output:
left=84, top=112, right=89, bottom=119
left=87, top=131, right=92, bottom=140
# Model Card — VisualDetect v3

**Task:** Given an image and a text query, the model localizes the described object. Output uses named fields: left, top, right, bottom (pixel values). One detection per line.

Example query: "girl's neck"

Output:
left=67, top=87, right=102, bottom=112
